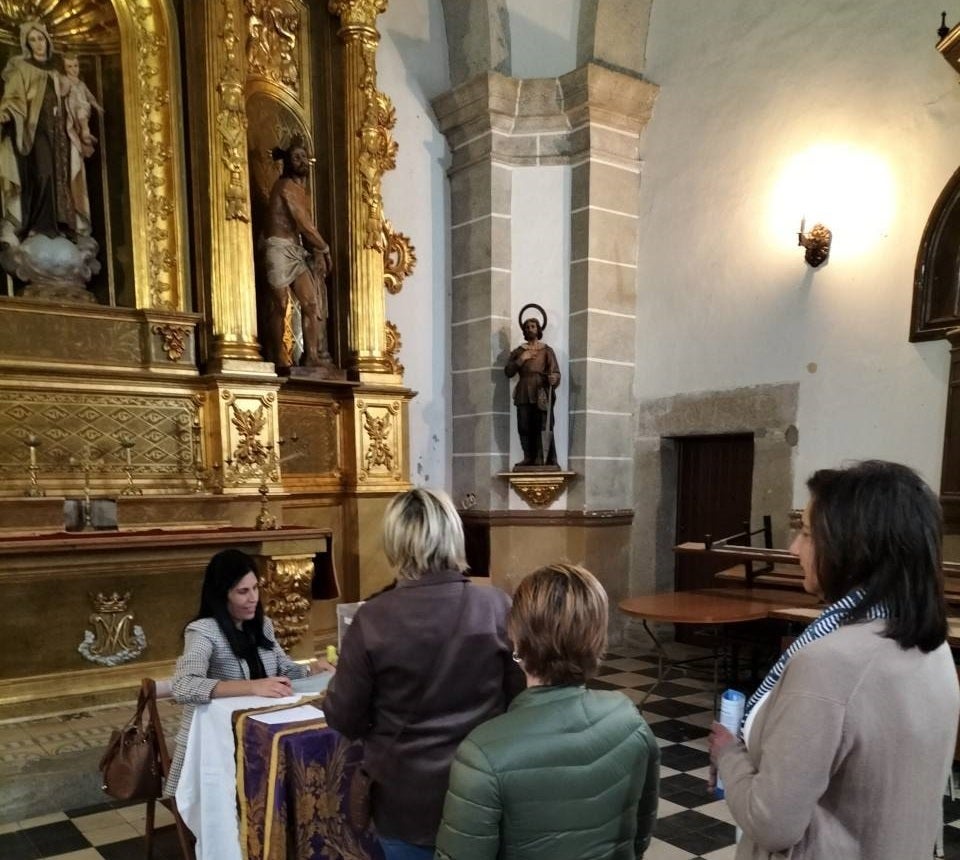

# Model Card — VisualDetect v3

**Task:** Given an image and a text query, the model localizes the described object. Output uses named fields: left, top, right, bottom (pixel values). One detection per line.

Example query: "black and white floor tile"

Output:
left=0, top=645, right=957, bottom=859
left=590, top=645, right=960, bottom=860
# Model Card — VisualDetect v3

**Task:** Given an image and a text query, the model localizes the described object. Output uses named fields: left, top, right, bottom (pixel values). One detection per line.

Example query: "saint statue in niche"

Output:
left=505, top=303, right=561, bottom=470
left=258, top=135, right=335, bottom=375
left=0, top=19, right=102, bottom=302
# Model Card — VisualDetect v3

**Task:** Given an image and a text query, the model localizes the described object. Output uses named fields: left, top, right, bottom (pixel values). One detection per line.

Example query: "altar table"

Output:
left=176, top=693, right=382, bottom=860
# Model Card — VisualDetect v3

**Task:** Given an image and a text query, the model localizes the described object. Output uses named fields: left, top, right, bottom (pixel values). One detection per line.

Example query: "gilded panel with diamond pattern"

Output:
left=0, top=391, right=195, bottom=477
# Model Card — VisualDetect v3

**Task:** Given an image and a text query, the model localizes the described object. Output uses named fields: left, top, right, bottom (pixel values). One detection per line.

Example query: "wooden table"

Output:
left=618, top=588, right=822, bottom=707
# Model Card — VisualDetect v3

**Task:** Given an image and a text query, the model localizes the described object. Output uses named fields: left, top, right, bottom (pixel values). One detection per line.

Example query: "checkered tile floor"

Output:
left=589, top=645, right=960, bottom=860
left=1, top=645, right=958, bottom=859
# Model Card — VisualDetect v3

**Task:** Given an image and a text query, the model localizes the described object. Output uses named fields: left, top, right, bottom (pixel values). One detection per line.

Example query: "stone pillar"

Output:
left=183, top=0, right=262, bottom=369
left=560, top=64, right=657, bottom=511
left=434, top=66, right=657, bottom=512
left=434, top=74, right=520, bottom=510
left=577, top=0, right=653, bottom=75
left=439, top=0, right=511, bottom=87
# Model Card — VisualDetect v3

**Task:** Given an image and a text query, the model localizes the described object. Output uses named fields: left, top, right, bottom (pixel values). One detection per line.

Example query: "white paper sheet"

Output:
left=248, top=704, right=324, bottom=724
left=290, top=671, right=333, bottom=695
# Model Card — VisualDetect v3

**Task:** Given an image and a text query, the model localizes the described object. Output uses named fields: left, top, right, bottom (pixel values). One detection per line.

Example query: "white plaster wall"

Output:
left=637, top=0, right=959, bottom=500
left=507, top=0, right=581, bottom=78
left=509, top=166, right=571, bottom=506
left=378, top=0, right=451, bottom=490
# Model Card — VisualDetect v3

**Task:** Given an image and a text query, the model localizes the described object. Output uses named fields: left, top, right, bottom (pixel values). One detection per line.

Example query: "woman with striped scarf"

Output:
left=709, top=460, right=959, bottom=859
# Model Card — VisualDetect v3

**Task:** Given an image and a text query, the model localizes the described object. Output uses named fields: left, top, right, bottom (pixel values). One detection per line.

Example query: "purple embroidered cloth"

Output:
left=234, top=705, right=382, bottom=860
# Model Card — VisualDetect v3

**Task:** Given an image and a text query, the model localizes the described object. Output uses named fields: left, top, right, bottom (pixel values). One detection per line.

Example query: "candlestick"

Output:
left=23, top=434, right=44, bottom=497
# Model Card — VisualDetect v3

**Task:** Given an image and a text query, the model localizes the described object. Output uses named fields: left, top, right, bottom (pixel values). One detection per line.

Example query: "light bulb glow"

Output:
left=769, top=143, right=895, bottom=259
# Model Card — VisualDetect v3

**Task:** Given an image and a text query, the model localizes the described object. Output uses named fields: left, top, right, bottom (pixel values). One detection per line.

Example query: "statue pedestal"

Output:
left=498, top=469, right=576, bottom=508
left=289, top=363, right=347, bottom=381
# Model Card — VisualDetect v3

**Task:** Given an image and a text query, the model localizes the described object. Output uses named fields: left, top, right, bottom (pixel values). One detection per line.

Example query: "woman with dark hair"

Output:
left=709, top=460, right=959, bottom=859
left=435, top=563, right=660, bottom=860
left=323, top=488, right=525, bottom=860
left=164, top=548, right=325, bottom=796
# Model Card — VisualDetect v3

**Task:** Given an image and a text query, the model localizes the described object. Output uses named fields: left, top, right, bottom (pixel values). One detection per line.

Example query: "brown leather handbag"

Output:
left=99, top=685, right=162, bottom=801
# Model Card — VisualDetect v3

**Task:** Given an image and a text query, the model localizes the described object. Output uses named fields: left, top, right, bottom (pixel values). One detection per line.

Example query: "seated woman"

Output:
left=710, top=460, right=960, bottom=860
left=164, top=548, right=326, bottom=797
left=323, top=488, right=525, bottom=860
left=435, top=563, right=661, bottom=860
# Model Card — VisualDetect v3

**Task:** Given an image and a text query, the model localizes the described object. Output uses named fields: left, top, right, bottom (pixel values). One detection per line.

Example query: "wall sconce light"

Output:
left=798, top=218, right=831, bottom=267
left=937, top=11, right=960, bottom=75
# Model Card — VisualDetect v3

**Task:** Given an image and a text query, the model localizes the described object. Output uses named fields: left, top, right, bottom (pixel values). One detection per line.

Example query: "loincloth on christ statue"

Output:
left=260, top=236, right=327, bottom=319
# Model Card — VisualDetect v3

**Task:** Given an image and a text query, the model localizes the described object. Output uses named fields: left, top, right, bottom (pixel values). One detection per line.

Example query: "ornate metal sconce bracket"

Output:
left=798, top=223, right=832, bottom=268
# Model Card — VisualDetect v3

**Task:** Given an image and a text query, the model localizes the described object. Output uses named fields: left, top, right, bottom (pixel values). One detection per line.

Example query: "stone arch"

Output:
left=439, top=0, right=511, bottom=86
left=577, top=0, right=652, bottom=75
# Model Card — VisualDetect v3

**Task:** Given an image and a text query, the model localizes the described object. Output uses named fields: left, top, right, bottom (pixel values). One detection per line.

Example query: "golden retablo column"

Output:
left=185, top=0, right=263, bottom=367
left=329, top=0, right=396, bottom=379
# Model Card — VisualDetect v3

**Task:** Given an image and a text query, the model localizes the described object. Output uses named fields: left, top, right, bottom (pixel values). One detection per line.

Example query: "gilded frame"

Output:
left=113, top=0, right=189, bottom=311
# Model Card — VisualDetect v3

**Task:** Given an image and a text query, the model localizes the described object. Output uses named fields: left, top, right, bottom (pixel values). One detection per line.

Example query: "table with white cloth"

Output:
left=175, top=681, right=382, bottom=860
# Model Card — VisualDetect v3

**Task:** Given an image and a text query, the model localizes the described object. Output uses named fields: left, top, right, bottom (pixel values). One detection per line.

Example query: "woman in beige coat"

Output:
left=710, top=460, right=959, bottom=859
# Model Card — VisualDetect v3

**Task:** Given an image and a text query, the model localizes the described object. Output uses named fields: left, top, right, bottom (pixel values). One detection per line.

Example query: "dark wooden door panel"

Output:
left=674, top=434, right=755, bottom=592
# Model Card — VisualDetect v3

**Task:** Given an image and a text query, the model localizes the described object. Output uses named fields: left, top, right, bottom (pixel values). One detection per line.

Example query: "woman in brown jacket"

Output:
left=323, top=488, right=525, bottom=860
left=709, top=460, right=959, bottom=859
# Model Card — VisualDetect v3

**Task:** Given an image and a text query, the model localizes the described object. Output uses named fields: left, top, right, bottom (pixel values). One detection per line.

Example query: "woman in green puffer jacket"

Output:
left=436, top=563, right=660, bottom=860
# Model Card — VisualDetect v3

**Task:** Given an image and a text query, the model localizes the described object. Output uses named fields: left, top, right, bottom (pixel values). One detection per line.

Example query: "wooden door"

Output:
left=674, top=434, right=755, bottom=592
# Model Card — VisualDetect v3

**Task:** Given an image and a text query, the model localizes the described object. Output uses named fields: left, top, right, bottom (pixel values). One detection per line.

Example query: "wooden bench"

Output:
left=675, top=541, right=803, bottom=589
left=678, top=543, right=960, bottom=608
left=945, top=562, right=960, bottom=608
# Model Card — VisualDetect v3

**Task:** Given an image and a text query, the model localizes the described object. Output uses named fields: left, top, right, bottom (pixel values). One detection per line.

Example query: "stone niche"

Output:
left=626, top=382, right=799, bottom=639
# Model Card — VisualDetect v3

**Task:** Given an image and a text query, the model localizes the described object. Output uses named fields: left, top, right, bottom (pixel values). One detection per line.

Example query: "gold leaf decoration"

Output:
left=354, top=43, right=397, bottom=251
left=218, top=1, right=251, bottom=222
left=245, top=0, right=301, bottom=93
left=362, top=407, right=393, bottom=472
left=231, top=404, right=269, bottom=467
left=384, top=320, right=403, bottom=375
left=327, top=0, right=388, bottom=29
left=151, top=323, right=190, bottom=362
left=0, top=1, right=120, bottom=52
left=382, top=220, right=416, bottom=294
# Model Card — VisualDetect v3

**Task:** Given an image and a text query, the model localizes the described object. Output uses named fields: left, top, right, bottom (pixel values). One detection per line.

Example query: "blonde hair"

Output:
left=382, top=488, right=468, bottom=579
left=509, top=563, right=608, bottom=685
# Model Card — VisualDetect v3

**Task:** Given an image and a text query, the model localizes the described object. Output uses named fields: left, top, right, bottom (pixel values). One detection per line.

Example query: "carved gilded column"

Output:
left=329, top=0, right=395, bottom=379
left=185, top=0, right=263, bottom=368
left=256, top=555, right=315, bottom=650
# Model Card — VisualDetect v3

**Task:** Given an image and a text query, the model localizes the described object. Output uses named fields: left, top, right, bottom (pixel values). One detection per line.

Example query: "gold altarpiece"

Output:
left=0, top=0, right=414, bottom=717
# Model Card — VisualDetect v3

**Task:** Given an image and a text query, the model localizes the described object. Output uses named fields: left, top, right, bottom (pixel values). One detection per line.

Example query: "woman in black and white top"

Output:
left=164, top=548, right=325, bottom=796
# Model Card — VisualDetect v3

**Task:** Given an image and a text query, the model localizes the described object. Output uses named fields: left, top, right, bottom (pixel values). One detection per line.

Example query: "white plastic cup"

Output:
left=715, top=688, right=745, bottom=799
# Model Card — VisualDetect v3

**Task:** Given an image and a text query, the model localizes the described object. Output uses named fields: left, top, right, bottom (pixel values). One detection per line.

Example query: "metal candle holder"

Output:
left=69, top=445, right=104, bottom=531
left=118, top=436, right=142, bottom=496
left=24, top=434, right=45, bottom=498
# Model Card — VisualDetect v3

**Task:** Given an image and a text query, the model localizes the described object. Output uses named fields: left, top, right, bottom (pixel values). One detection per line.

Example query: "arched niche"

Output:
left=0, top=0, right=188, bottom=311
left=911, top=164, right=960, bottom=341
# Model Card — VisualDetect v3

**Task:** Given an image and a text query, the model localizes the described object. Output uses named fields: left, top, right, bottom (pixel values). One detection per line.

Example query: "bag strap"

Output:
left=124, top=686, right=150, bottom=729
left=385, top=581, right=470, bottom=751
left=137, top=680, right=167, bottom=770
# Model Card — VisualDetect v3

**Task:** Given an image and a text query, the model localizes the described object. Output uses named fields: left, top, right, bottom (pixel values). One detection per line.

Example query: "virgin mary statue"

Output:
left=0, top=19, right=100, bottom=301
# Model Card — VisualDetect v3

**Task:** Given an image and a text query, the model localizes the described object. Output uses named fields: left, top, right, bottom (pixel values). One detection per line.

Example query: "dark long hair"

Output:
left=807, top=460, right=947, bottom=652
left=193, top=548, right=274, bottom=659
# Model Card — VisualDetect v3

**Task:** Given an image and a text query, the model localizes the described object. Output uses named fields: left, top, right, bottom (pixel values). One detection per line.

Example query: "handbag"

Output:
left=345, top=583, right=470, bottom=833
left=98, top=685, right=162, bottom=801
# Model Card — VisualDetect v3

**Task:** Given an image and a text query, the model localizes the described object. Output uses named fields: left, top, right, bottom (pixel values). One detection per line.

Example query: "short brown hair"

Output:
left=509, top=563, right=608, bottom=685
